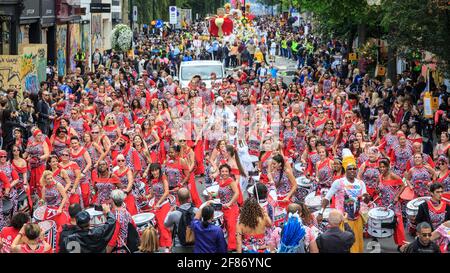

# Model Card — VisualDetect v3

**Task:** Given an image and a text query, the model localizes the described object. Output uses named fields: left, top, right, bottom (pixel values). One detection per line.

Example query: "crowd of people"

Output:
left=0, top=14, right=449, bottom=254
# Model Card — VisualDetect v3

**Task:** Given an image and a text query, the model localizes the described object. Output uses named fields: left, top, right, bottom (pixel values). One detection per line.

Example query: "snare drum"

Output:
left=247, top=184, right=256, bottom=198
left=37, top=220, right=57, bottom=251
left=273, top=206, right=287, bottom=227
left=33, top=205, right=47, bottom=222
left=312, top=208, right=331, bottom=232
left=86, top=208, right=107, bottom=227
left=135, top=182, right=146, bottom=196
left=213, top=211, right=224, bottom=228
left=17, top=190, right=29, bottom=212
left=2, top=198, right=13, bottom=218
left=168, top=194, right=176, bottom=207
left=294, top=163, right=305, bottom=173
left=132, top=212, right=156, bottom=233
left=295, top=176, right=312, bottom=202
left=406, top=196, right=431, bottom=220
left=148, top=195, right=176, bottom=208
left=367, top=207, right=395, bottom=238
left=248, top=155, right=259, bottom=163
left=305, top=191, right=322, bottom=212
left=203, top=184, right=220, bottom=199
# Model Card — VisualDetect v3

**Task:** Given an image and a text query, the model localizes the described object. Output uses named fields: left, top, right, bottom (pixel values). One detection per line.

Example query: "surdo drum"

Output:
left=132, top=212, right=156, bottom=233
left=37, top=220, right=57, bottom=251
left=406, top=196, right=431, bottom=234
left=312, top=208, right=332, bottom=232
left=85, top=208, right=107, bottom=227
left=367, top=207, right=395, bottom=238
left=203, top=184, right=220, bottom=199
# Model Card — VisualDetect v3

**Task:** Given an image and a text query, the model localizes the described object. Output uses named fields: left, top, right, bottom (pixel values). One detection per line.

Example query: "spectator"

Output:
left=57, top=203, right=82, bottom=253
left=136, top=226, right=159, bottom=253
left=402, top=222, right=441, bottom=253
left=314, top=209, right=355, bottom=253
left=191, top=203, right=227, bottom=253
left=60, top=204, right=116, bottom=253
left=164, top=188, right=198, bottom=253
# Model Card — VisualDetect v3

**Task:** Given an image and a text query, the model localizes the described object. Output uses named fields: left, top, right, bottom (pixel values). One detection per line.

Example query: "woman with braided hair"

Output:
left=236, top=198, right=272, bottom=253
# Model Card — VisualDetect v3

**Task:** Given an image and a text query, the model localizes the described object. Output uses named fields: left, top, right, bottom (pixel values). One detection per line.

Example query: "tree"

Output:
left=379, top=0, right=450, bottom=74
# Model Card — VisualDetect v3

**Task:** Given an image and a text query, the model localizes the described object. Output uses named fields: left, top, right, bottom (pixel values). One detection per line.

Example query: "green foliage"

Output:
left=379, top=0, right=450, bottom=74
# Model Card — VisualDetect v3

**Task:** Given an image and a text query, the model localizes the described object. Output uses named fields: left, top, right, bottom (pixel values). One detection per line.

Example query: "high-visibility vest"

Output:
left=292, top=41, right=298, bottom=53
left=281, top=40, right=287, bottom=49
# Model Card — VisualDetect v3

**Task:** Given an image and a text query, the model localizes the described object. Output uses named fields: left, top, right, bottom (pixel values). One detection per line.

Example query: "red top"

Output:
left=0, top=227, right=19, bottom=253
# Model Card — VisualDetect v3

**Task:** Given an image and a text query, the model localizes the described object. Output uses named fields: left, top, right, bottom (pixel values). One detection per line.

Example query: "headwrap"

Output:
left=342, top=148, right=356, bottom=171
left=0, top=150, right=7, bottom=156
left=33, top=129, right=43, bottom=138
left=438, top=155, right=449, bottom=164
left=120, top=134, right=130, bottom=142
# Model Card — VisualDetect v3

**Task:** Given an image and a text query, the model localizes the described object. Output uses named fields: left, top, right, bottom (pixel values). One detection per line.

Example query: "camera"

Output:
left=212, top=203, right=222, bottom=210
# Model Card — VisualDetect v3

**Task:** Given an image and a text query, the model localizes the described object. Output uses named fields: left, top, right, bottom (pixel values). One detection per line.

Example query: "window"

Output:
left=0, top=16, right=11, bottom=55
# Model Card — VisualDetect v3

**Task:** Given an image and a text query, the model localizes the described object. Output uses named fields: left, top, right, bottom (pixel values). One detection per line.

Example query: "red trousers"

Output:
left=155, top=202, right=172, bottom=247
left=193, top=140, right=205, bottom=175
left=393, top=212, right=406, bottom=246
left=124, top=194, right=138, bottom=216
left=68, top=184, right=91, bottom=209
left=188, top=174, right=202, bottom=208
left=223, top=204, right=239, bottom=251
left=81, top=183, right=90, bottom=208
left=30, top=165, right=45, bottom=197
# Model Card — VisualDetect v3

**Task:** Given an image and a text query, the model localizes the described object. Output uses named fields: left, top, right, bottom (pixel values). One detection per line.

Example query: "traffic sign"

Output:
left=169, top=6, right=178, bottom=25
left=155, top=19, right=163, bottom=28
left=133, top=6, right=138, bottom=22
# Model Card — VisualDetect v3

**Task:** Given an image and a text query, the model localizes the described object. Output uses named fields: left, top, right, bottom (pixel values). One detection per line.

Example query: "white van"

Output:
left=179, top=60, right=225, bottom=88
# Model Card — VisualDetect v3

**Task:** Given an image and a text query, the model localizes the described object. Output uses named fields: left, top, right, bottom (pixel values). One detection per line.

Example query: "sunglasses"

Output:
left=13, top=149, right=20, bottom=152
left=347, top=167, right=357, bottom=171
left=0, top=156, right=7, bottom=158
left=439, top=162, right=447, bottom=165
left=61, top=154, right=69, bottom=157
left=92, top=131, right=99, bottom=134
left=117, top=159, right=125, bottom=162
left=420, top=233, right=432, bottom=237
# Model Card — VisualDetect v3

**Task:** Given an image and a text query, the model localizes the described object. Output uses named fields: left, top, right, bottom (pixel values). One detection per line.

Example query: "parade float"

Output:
left=208, top=1, right=257, bottom=43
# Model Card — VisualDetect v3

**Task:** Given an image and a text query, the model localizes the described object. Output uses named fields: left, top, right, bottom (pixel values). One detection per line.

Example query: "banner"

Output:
left=69, top=23, right=81, bottom=72
left=91, top=14, right=103, bottom=53
left=17, top=44, right=47, bottom=96
left=0, top=55, right=21, bottom=93
left=56, top=24, right=68, bottom=76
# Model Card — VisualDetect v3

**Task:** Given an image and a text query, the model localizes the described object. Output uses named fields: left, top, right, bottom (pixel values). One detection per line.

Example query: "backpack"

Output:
left=176, top=205, right=196, bottom=246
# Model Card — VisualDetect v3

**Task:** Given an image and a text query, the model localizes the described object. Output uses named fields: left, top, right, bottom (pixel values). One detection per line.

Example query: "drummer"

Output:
left=317, top=149, right=371, bottom=253
left=269, top=154, right=297, bottom=204
left=91, top=160, right=121, bottom=206
left=147, top=163, right=172, bottom=252
left=217, top=164, right=240, bottom=251
left=415, top=183, right=450, bottom=231
left=164, top=188, right=198, bottom=253
left=0, top=150, right=20, bottom=216
left=377, top=158, right=407, bottom=250
left=40, top=170, right=69, bottom=228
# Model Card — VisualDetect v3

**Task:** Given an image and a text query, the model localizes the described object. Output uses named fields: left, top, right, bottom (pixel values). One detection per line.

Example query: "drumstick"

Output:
left=369, top=196, right=380, bottom=206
